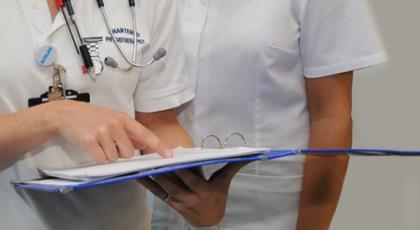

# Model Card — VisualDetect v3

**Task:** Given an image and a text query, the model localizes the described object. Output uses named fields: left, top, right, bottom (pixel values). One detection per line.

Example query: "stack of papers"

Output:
left=40, top=147, right=270, bottom=181
left=13, top=147, right=275, bottom=193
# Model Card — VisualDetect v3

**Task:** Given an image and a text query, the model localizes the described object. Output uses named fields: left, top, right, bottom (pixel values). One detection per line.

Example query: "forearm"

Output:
left=296, top=117, right=351, bottom=230
left=0, top=103, right=57, bottom=166
left=136, top=110, right=194, bottom=151
left=145, top=121, right=194, bottom=149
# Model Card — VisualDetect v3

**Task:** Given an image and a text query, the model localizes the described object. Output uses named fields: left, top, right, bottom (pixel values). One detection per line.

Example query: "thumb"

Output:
left=210, top=161, right=250, bottom=183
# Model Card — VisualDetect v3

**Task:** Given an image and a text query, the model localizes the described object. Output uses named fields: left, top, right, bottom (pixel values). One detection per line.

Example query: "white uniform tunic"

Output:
left=151, top=0, right=386, bottom=229
left=0, top=0, right=193, bottom=230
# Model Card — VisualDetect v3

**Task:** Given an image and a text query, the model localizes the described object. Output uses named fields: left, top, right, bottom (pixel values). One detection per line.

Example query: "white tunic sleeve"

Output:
left=300, top=0, right=387, bottom=78
left=134, top=0, right=194, bottom=112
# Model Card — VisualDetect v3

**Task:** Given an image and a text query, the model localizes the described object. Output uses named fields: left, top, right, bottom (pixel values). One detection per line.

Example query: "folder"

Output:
left=11, top=147, right=420, bottom=193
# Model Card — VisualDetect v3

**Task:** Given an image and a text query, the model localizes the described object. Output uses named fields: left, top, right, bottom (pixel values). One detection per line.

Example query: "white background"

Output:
left=332, top=0, right=420, bottom=229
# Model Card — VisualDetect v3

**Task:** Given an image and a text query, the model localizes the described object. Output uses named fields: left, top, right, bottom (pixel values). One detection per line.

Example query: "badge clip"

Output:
left=28, top=89, right=91, bottom=107
left=28, top=65, right=90, bottom=107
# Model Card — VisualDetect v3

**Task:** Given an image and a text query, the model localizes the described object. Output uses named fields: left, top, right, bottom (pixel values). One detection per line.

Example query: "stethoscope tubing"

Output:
left=100, top=5, right=155, bottom=69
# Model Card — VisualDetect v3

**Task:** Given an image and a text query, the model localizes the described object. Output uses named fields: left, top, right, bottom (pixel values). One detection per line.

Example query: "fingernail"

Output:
left=163, top=148, right=173, bottom=158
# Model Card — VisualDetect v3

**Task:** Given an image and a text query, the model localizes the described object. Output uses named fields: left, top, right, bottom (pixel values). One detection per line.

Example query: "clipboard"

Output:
left=11, top=148, right=420, bottom=193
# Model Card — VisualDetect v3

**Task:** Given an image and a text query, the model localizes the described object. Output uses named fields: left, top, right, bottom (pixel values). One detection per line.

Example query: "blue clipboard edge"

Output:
left=11, top=150, right=296, bottom=193
left=11, top=148, right=420, bottom=193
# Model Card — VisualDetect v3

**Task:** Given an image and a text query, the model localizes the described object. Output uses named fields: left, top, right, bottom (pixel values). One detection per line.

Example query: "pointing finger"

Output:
left=124, top=118, right=173, bottom=158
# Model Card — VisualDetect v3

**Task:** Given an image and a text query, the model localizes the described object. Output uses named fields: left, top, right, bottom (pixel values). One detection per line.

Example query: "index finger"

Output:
left=153, top=174, right=194, bottom=202
left=124, top=118, right=173, bottom=158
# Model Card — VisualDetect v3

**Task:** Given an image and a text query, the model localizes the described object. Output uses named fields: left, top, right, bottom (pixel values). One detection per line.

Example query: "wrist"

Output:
left=41, top=100, right=68, bottom=138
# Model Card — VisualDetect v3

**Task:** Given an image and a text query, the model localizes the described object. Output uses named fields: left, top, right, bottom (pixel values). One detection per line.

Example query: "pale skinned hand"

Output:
left=47, top=100, right=172, bottom=163
left=138, top=162, right=249, bottom=227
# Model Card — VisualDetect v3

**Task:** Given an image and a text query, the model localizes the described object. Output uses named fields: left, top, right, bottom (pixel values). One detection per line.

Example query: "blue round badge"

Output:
left=34, top=43, right=58, bottom=67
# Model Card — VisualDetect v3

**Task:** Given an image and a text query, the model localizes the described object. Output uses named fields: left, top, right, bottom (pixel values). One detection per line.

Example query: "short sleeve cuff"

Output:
left=304, top=52, right=388, bottom=78
left=134, top=81, right=194, bottom=113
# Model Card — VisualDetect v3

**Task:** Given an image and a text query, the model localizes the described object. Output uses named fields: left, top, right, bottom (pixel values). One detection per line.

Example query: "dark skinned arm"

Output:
left=296, top=71, right=353, bottom=230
